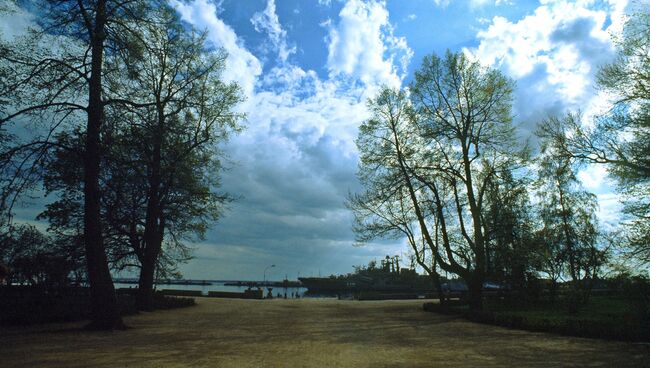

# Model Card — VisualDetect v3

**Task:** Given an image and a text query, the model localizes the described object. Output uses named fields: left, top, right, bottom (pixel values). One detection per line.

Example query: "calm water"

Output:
left=115, top=281, right=309, bottom=298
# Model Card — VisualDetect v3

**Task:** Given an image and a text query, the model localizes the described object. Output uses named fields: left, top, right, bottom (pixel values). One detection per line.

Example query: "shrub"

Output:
left=0, top=286, right=195, bottom=326
left=422, top=298, right=650, bottom=342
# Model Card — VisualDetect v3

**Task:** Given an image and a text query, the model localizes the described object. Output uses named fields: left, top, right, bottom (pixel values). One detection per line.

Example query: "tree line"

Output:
left=0, top=0, right=242, bottom=329
left=349, top=10, right=649, bottom=311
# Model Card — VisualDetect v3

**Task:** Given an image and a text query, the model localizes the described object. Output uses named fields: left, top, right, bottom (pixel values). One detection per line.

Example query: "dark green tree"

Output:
left=0, top=0, right=159, bottom=329
left=39, top=6, right=243, bottom=310
left=107, top=7, right=242, bottom=309
left=0, top=224, right=83, bottom=287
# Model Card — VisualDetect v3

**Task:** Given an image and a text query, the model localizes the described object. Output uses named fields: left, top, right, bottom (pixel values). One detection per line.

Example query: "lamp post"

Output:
left=263, top=264, right=275, bottom=285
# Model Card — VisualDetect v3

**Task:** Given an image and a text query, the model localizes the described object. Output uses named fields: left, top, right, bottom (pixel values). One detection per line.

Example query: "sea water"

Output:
left=114, top=281, right=309, bottom=298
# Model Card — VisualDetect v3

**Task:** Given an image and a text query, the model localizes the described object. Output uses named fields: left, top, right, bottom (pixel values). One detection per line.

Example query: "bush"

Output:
left=0, top=286, right=195, bottom=326
left=422, top=297, right=650, bottom=342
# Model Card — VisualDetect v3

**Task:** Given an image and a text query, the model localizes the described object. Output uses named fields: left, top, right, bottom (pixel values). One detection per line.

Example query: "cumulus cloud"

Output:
left=325, top=0, right=412, bottom=89
left=251, top=0, right=297, bottom=63
left=467, top=0, right=626, bottom=134
left=467, top=0, right=629, bottom=227
left=170, top=0, right=262, bottom=101
left=168, top=0, right=410, bottom=279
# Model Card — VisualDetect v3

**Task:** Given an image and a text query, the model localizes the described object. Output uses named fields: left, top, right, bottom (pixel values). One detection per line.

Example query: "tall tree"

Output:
left=38, top=6, right=243, bottom=310
left=107, top=6, right=243, bottom=309
left=351, top=51, right=520, bottom=310
left=408, top=51, right=520, bottom=310
left=0, top=0, right=157, bottom=329
left=349, top=88, right=447, bottom=303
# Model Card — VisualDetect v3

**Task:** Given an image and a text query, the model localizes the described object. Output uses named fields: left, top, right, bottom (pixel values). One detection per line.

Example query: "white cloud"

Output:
left=251, top=0, right=297, bottom=63
left=0, top=2, right=34, bottom=39
left=467, top=0, right=626, bottom=130
left=325, top=0, right=412, bottom=89
left=169, top=0, right=413, bottom=278
left=596, top=192, right=624, bottom=229
left=467, top=0, right=630, bottom=227
left=170, top=0, right=262, bottom=101
left=435, top=0, right=510, bottom=9
left=577, top=164, right=610, bottom=192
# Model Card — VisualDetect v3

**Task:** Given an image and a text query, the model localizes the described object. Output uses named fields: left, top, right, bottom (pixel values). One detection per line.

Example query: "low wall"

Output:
left=357, top=292, right=419, bottom=301
left=207, top=289, right=264, bottom=299
left=159, top=289, right=203, bottom=297
left=208, top=291, right=244, bottom=298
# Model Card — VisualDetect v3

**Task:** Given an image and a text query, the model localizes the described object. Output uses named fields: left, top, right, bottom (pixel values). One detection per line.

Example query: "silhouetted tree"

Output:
left=351, top=51, right=522, bottom=310
left=38, top=6, right=243, bottom=310
left=0, top=224, right=83, bottom=287
left=0, top=0, right=159, bottom=329
left=105, top=6, right=242, bottom=310
left=482, top=168, right=538, bottom=295
left=349, top=88, right=448, bottom=303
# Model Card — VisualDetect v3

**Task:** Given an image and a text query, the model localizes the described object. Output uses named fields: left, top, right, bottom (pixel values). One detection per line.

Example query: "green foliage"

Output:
left=482, top=168, right=538, bottom=292
left=424, top=294, right=649, bottom=341
left=36, top=4, right=243, bottom=283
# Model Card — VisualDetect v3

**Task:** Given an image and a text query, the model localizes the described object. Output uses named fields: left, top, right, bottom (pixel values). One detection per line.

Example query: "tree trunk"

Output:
left=467, top=277, right=483, bottom=311
left=83, top=0, right=124, bottom=330
left=136, top=184, right=163, bottom=310
left=137, top=246, right=158, bottom=311
left=137, top=211, right=164, bottom=310
left=430, top=272, right=447, bottom=305
left=137, top=106, right=164, bottom=311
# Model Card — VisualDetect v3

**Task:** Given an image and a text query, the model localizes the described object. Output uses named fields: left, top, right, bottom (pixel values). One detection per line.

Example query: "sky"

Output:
left=2, top=0, right=632, bottom=281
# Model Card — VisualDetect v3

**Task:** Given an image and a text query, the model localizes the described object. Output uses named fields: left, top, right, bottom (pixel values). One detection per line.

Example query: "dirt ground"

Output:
left=1, top=297, right=648, bottom=367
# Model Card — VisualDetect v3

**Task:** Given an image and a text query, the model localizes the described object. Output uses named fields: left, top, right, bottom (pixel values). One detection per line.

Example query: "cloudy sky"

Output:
left=4, top=0, right=631, bottom=281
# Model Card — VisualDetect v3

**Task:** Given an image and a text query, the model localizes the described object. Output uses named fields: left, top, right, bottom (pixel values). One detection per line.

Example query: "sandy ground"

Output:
left=0, top=297, right=648, bottom=367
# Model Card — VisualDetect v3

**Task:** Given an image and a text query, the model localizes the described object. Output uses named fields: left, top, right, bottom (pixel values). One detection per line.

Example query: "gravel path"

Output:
left=1, top=297, right=648, bottom=367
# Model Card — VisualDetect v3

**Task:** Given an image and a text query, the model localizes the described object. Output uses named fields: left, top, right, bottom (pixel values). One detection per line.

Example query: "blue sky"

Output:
left=2, top=0, right=631, bottom=280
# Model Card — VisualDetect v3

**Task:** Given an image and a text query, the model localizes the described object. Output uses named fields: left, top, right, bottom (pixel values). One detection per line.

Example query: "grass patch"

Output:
left=424, top=296, right=649, bottom=342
